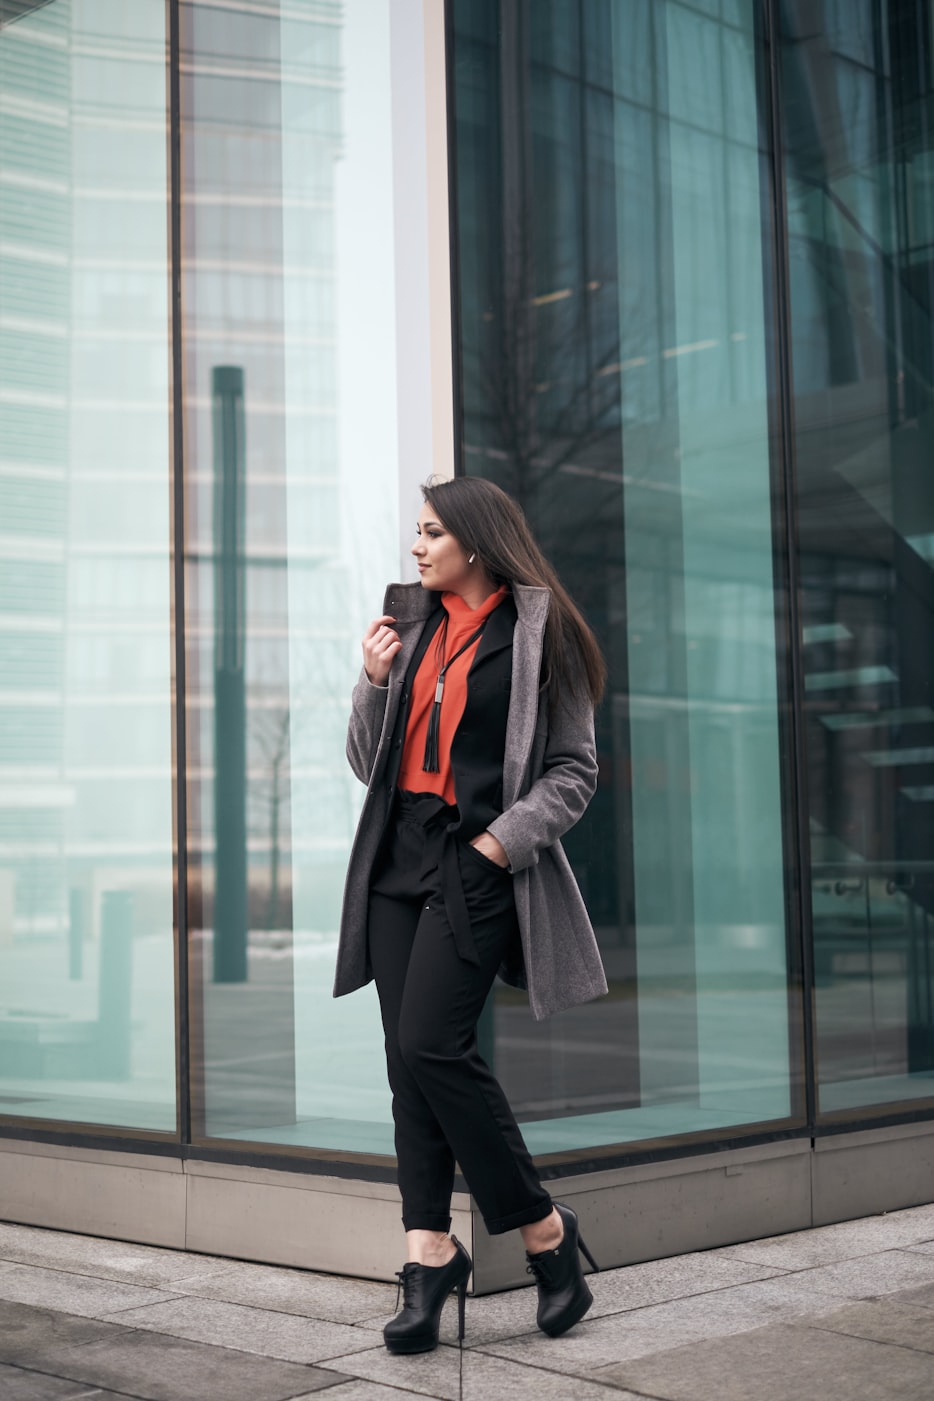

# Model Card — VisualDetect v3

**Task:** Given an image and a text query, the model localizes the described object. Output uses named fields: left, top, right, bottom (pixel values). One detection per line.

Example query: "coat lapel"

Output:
left=503, top=585, right=550, bottom=806
left=380, top=582, right=438, bottom=700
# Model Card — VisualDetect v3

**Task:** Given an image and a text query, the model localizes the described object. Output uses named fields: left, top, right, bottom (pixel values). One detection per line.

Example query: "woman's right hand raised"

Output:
left=362, top=615, right=402, bottom=687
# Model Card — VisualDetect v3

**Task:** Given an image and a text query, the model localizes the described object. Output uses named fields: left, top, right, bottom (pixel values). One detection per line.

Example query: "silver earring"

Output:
left=468, top=553, right=476, bottom=565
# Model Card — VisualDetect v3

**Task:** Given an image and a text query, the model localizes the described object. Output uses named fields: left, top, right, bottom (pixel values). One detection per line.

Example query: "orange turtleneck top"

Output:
left=397, top=585, right=509, bottom=805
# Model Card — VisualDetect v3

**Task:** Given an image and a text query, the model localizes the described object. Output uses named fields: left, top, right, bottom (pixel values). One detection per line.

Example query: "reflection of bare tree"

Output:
left=288, top=632, right=368, bottom=850
left=248, top=626, right=365, bottom=942
left=474, top=277, right=624, bottom=488
left=464, top=6, right=630, bottom=522
left=249, top=703, right=290, bottom=930
left=468, top=201, right=625, bottom=526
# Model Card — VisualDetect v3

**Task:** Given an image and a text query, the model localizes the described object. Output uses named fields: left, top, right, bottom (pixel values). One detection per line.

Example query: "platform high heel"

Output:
left=383, top=1235, right=472, bottom=1354
left=525, top=1202, right=598, bottom=1338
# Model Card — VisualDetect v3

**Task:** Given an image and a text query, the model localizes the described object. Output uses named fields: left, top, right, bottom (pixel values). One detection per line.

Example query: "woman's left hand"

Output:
left=469, top=832, right=509, bottom=868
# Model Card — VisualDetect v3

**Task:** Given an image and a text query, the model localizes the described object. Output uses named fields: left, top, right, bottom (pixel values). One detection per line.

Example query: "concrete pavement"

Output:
left=1, top=1203, right=933, bottom=1399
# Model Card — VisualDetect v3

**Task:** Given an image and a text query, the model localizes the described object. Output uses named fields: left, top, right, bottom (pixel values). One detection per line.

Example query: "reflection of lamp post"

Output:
left=213, top=366, right=248, bottom=982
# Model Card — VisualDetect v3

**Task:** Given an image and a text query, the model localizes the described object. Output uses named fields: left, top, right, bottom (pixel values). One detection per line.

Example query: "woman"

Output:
left=334, top=476, right=607, bottom=1353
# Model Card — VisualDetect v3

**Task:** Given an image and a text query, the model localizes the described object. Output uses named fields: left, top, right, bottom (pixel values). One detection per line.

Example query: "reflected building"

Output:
left=1, top=0, right=933, bottom=1289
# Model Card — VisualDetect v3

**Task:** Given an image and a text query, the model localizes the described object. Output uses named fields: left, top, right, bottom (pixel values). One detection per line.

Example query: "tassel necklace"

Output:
left=422, top=614, right=491, bottom=773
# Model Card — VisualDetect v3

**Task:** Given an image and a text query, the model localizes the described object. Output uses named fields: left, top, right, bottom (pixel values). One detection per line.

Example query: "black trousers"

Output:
left=368, top=792, right=553, bottom=1236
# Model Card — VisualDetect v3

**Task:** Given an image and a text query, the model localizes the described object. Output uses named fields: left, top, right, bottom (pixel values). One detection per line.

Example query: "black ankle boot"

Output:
left=525, top=1202, right=598, bottom=1337
left=383, top=1236, right=472, bottom=1354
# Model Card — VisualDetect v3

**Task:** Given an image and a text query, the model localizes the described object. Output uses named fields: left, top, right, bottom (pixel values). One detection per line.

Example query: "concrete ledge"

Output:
left=0, top=1140, right=469, bottom=1283
left=0, top=1142, right=186, bottom=1249
left=185, top=1159, right=472, bottom=1281
left=471, top=1139, right=813, bottom=1293
left=812, top=1120, right=934, bottom=1226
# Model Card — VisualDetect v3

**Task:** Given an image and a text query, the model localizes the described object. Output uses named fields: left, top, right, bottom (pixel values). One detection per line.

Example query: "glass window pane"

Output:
left=781, top=0, right=934, bottom=1116
left=184, top=0, right=429, bottom=1154
left=0, top=0, right=176, bottom=1131
left=452, top=0, right=800, bottom=1156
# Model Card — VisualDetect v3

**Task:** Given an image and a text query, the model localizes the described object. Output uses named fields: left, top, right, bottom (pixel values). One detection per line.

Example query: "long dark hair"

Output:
left=421, top=476, right=606, bottom=708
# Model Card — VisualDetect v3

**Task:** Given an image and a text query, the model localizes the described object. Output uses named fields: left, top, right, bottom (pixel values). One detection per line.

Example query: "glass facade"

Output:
left=0, top=0, right=176, bottom=1131
left=180, top=0, right=405, bottom=1151
left=1, top=0, right=932, bottom=1197
left=453, top=0, right=797, bottom=1153
left=780, top=0, right=934, bottom=1115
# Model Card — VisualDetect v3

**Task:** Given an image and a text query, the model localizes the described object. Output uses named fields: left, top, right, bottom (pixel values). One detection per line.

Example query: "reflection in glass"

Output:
left=184, top=0, right=405, bottom=1150
left=0, top=0, right=176, bottom=1129
left=453, top=0, right=797, bottom=1153
left=780, top=0, right=934, bottom=1113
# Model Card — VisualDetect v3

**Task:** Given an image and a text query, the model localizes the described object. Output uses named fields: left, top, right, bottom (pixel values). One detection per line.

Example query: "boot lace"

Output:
left=394, top=1264, right=418, bottom=1312
left=526, top=1248, right=562, bottom=1290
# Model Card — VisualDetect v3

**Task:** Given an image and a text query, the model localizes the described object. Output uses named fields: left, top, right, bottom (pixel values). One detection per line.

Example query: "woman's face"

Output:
left=411, top=501, right=473, bottom=594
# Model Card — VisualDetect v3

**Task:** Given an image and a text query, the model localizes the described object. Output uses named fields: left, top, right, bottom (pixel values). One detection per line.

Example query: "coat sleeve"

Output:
left=346, top=667, right=390, bottom=785
left=485, top=685, right=598, bottom=873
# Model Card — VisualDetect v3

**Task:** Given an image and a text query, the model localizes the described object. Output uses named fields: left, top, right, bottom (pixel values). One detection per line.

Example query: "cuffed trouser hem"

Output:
left=484, top=1195, right=553, bottom=1236
left=401, top=1213, right=453, bottom=1233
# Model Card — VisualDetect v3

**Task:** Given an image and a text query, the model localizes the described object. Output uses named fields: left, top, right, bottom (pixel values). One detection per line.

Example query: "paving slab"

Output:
left=0, top=1299, right=122, bottom=1366
left=0, top=1362, right=137, bottom=1400
left=299, top=1384, right=438, bottom=1401
left=172, top=1258, right=396, bottom=1324
left=807, top=1297, right=934, bottom=1353
left=4, top=1211, right=934, bottom=1401
left=0, top=1264, right=176, bottom=1322
left=424, top=1286, right=536, bottom=1348
left=477, top=1276, right=848, bottom=1373
left=431, top=1252, right=789, bottom=1348
left=19, top=1329, right=352, bottom=1401
left=883, top=1280, right=934, bottom=1311
left=0, top=1223, right=232, bottom=1290
left=719, top=1203, right=934, bottom=1271
left=588, top=1318, right=934, bottom=1401
left=101, top=1295, right=381, bottom=1365
left=581, top=1251, right=788, bottom=1321
left=317, top=1342, right=464, bottom=1401
left=317, top=1343, right=626, bottom=1400
left=453, top=1349, right=636, bottom=1400
left=767, top=1247, right=934, bottom=1302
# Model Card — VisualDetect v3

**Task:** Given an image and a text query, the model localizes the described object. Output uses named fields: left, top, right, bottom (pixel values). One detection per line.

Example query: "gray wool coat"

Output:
left=333, top=581, right=608, bottom=1021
